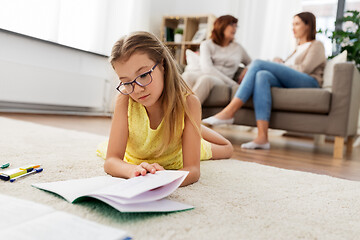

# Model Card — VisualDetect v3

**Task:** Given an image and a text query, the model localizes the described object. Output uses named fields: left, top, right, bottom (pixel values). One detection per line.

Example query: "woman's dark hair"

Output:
left=211, top=15, right=238, bottom=45
left=295, top=12, right=316, bottom=41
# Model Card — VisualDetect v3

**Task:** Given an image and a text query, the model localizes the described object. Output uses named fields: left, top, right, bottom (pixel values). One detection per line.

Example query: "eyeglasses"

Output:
left=116, top=63, right=158, bottom=95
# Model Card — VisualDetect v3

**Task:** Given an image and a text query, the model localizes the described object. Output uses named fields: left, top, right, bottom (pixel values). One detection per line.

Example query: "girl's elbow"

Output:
left=225, top=141, right=234, bottom=158
left=187, top=168, right=200, bottom=186
left=228, top=144, right=234, bottom=158
left=193, top=168, right=200, bottom=182
left=103, top=159, right=112, bottom=175
left=188, top=166, right=200, bottom=183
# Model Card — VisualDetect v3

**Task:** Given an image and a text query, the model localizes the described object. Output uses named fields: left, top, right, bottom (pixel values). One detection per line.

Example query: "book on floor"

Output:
left=32, top=170, right=193, bottom=213
left=0, top=194, right=130, bottom=240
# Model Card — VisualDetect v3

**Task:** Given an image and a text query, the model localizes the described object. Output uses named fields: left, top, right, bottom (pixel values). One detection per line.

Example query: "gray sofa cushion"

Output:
left=202, top=84, right=233, bottom=107
left=243, top=88, right=331, bottom=114
left=270, top=88, right=331, bottom=114
left=203, top=85, right=331, bottom=114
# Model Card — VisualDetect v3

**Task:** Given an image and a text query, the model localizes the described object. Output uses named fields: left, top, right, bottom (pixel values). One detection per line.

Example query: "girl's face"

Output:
left=113, top=52, right=164, bottom=108
left=223, top=23, right=237, bottom=42
left=292, top=16, right=309, bottom=40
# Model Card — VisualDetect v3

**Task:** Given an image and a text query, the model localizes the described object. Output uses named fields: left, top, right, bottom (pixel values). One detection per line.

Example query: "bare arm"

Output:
left=180, top=95, right=202, bottom=186
left=104, top=94, right=133, bottom=178
left=104, top=95, right=164, bottom=178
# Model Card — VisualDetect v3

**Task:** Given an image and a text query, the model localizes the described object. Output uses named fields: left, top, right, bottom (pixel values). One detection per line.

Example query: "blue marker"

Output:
left=10, top=168, right=43, bottom=183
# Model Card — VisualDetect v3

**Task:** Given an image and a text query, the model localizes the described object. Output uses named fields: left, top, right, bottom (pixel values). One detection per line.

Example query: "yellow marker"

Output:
left=9, top=169, right=28, bottom=179
left=20, top=165, right=40, bottom=170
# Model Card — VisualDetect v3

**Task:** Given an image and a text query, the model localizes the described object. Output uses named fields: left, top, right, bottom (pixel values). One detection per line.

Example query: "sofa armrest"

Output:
left=327, top=62, right=360, bottom=136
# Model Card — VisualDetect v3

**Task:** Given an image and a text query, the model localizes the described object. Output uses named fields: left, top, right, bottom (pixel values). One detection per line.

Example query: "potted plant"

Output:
left=319, top=10, right=360, bottom=71
left=174, top=28, right=183, bottom=43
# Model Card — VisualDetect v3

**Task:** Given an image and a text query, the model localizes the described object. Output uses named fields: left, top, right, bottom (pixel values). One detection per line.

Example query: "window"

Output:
left=346, top=0, right=360, bottom=11
left=301, top=0, right=339, bottom=57
left=302, top=0, right=360, bottom=57
left=344, top=0, right=360, bottom=34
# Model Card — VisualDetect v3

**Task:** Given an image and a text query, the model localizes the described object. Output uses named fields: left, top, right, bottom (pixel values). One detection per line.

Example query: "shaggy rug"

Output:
left=1, top=116, right=360, bottom=240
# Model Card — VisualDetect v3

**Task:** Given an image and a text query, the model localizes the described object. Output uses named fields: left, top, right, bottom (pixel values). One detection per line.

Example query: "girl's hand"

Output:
left=132, top=162, right=165, bottom=177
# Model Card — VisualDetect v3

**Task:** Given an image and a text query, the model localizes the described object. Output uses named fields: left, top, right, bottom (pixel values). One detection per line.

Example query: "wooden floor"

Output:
left=1, top=112, right=360, bottom=181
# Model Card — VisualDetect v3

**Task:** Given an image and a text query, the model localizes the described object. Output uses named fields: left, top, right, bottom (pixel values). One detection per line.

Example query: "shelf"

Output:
left=161, top=14, right=215, bottom=65
left=164, top=42, right=182, bottom=45
left=164, top=42, right=201, bottom=46
left=183, top=42, right=202, bottom=45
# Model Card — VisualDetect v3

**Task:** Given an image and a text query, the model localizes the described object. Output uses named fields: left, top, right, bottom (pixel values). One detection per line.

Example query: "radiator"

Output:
left=0, top=29, right=115, bottom=115
left=0, top=59, right=107, bottom=109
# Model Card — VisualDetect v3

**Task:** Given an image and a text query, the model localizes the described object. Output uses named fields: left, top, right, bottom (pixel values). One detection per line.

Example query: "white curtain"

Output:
left=235, top=0, right=302, bottom=60
left=0, top=0, right=133, bottom=56
left=0, top=0, right=302, bottom=58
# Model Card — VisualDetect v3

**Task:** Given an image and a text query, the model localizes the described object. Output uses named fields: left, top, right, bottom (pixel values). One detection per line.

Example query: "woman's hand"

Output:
left=131, top=162, right=165, bottom=177
left=237, top=67, right=248, bottom=84
left=273, top=57, right=284, bottom=63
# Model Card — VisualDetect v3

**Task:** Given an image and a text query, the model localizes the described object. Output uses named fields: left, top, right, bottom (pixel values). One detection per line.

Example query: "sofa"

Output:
left=201, top=61, right=360, bottom=159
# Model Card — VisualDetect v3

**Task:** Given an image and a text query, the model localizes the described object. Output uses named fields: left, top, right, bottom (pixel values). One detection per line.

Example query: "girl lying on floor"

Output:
left=98, top=31, right=233, bottom=186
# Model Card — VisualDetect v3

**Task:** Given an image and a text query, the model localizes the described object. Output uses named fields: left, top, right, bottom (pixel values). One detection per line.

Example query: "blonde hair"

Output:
left=110, top=31, right=200, bottom=157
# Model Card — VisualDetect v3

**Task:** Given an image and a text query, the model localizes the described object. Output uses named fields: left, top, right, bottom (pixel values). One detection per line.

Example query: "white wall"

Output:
left=127, top=0, right=301, bottom=61
left=0, top=30, right=117, bottom=114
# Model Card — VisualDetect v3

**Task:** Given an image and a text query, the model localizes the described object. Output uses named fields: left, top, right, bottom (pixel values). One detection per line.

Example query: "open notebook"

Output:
left=32, top=170, right=194, bottom=213
left=0, top=194, right=130, bottom=240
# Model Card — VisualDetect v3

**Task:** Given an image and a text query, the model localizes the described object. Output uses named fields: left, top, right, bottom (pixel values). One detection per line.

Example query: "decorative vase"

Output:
left=174, top=34, right=182, bottom=43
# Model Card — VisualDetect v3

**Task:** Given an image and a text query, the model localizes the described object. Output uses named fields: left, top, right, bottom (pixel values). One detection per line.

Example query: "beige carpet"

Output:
left=1, top=116, right=360, bottom=240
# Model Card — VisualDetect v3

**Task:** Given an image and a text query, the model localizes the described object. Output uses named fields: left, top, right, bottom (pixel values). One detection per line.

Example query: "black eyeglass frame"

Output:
left=116, top=63, right=159, bottom=95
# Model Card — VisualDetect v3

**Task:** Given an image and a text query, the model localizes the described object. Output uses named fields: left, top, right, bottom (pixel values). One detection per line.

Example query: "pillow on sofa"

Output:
left=322, top=50, right=347, bottom=89
left=184, top=49, right=201, bottom=72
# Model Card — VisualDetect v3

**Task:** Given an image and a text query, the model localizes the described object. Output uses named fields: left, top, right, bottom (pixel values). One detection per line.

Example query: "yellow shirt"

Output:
left=123, top=98, right=212, bottom=170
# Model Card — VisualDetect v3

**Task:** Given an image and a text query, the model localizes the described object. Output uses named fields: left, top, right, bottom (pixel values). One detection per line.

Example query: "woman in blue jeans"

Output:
left=202, top=12, right=326, bottom=149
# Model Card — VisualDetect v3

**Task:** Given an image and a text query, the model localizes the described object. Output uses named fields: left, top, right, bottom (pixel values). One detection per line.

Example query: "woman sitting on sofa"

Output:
left=203, top=12, right=326, bottom=150
left=182, top=15, right=251, bottom=104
